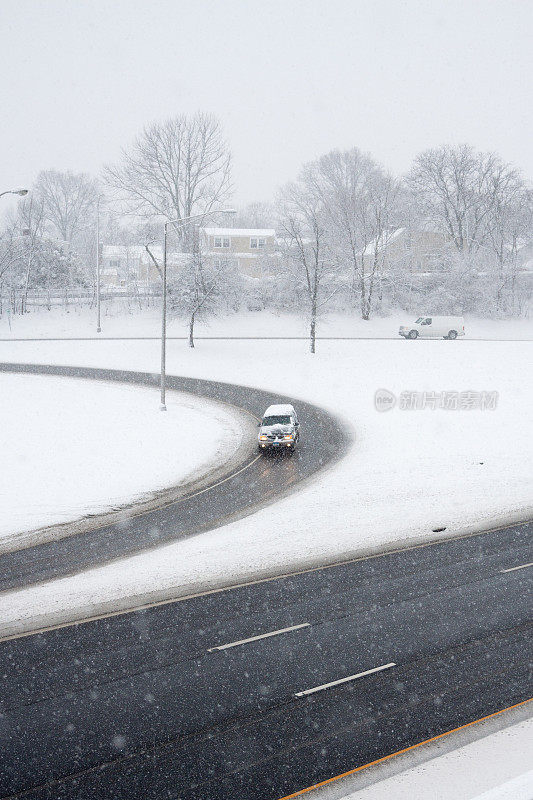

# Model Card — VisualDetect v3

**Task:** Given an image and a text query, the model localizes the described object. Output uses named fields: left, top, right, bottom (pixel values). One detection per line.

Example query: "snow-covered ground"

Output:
left=0, top=373, right=244, bottom=549
left=1, top=312, right=531, bottom=800
left=318, top=715, right=533, bottom=800
left=1, top=306, right=532, bottom=340
left=0, top=313, right=531, bottom=633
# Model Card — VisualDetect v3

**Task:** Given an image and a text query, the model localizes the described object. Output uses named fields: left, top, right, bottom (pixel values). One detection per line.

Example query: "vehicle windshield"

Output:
left=414, top=317, right=425, bottom=323
left=263, top=415, right=291, bottom=426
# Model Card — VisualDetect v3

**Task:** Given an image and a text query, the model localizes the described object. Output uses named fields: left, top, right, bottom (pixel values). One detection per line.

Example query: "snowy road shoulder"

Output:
left=0, top=372, right=252, bottom=553
left=308, top=705, right=533, bottom=800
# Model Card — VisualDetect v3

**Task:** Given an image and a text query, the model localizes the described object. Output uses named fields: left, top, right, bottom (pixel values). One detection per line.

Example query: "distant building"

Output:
left=101, top=229, right=281, bottom=288
left=361, top=227, right=449, bottom=273
left=101, top=245, right=190, bottom=288
left=199, top=227, right=278, bottom=278
left=101, top=246, right=145, bottom=288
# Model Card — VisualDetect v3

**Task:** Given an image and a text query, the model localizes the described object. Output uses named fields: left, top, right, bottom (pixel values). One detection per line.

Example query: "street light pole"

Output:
left=96, top=197, right=101, bottom=333
left=158, top=207, right=236, bottom=411
left=160, top=221, right=168, bottom=410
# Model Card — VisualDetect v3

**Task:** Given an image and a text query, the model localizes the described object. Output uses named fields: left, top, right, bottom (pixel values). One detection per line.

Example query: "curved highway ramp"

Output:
left=0, top=362, right=349, bottom=593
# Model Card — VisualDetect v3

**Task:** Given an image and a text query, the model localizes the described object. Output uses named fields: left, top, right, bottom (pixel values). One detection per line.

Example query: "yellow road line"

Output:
left=277, top=697, right=533, bottom=799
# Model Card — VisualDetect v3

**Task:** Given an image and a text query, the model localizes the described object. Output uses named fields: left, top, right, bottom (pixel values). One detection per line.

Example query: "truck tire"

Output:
left=408, top=330, right=418, bottom=339
left=447, top=330, right=457, bottom=340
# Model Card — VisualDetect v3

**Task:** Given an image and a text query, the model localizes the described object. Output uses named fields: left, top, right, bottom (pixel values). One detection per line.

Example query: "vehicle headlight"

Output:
left=259, top=435, right=268, bottom=440
left=284, top=434, right=293, bottom=440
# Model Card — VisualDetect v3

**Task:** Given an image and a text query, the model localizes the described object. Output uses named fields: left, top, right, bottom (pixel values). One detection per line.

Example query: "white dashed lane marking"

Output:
left=207, top=623, right=310, bottom=652
left=500, top=562, right=533, bottom=573
left=295, top=662, right=396, bottom=697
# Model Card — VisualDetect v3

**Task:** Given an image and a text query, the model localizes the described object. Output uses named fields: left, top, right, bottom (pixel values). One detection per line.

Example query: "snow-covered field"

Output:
left=0, top=311, right=531, bottom=633
left=1, top=306, right=532, bottom=340
left=0, top=373, right=244, bottom=549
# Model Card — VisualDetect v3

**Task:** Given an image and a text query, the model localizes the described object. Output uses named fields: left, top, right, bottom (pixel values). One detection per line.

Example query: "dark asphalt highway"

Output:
left=0, top=362, right=350, bottom=592
left=0, top=520, right=531, bottom=799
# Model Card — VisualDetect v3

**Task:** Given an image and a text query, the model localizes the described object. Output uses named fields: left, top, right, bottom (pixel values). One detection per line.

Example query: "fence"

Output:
left=0, top=287, right=160, bottom=316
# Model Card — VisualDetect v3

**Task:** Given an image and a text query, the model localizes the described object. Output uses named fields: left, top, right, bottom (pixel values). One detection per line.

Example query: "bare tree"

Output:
left=407, top=144, right=520, bottom=254
left=315, top=148, right=402, bottom=319
left=407, top=144, right=533, bottom=314
left=104, top=113, right=232, bottom=250
left=0, top=226, right=17, bottom=283
left=362, top=179, right=401, bottom=318
left=171, top=246, right=237, bottom=347
left=33, top=170, right=99, bottom=245
left=485, top=175, right=532, bottom=312
left=17, top=198, right=46, bottom=312
left=0, top=225, right=17, bottom=316
left=0, top=200, right=86, bottom=314
left=144, top=235, right=238, bottom=347
left=279, top=166, right=339, bottom=353
left=233, top=201, right=275, bottom=229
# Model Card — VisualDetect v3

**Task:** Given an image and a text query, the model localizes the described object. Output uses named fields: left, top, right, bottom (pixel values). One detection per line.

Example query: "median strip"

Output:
left=207, top=623, right=310, bottom=651
left=294, top=662, right=396, bottom=697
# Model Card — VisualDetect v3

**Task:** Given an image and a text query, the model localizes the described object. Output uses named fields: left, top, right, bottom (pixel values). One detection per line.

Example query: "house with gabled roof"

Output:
left=200, top=227, right=279, bottom=278
left=361, top=227, right=449, bottom=273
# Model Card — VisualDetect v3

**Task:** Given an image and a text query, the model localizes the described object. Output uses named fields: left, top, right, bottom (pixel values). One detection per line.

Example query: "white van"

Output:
left=399, top=316, right=465, bottom=340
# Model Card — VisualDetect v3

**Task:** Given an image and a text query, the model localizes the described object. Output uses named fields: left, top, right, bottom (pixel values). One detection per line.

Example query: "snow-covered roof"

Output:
left=263, top=404, right=296, bottom=416
left=201, top=227, right=275, bottom=238
left=277, top=235, right=314, bottom=247
left=361, top=228, right=406, bottom=257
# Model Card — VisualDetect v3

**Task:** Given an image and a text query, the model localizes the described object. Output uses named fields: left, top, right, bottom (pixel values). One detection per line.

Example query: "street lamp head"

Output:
left=0, top=188, right=30, bottom=200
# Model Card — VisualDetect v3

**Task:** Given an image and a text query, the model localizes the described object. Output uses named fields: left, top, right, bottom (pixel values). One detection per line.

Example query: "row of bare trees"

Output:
left=0, top=187, right=90, bottom=315
left=0, top=112, right=232, bottom=311
left=278, top=150, right=403, bottom=350
left=276, top=144, right=532, bottom=349
left=1, top=111, right=531, bottom=345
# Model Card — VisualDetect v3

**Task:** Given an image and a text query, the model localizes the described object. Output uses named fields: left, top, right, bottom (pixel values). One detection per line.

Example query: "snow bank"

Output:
left=0, top=373, right=244, bottom=549
left=325, top=716, right=533, bottom=800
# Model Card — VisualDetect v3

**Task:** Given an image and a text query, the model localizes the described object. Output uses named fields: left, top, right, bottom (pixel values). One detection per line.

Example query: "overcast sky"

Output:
left=1, top=0, right=531, bottom=207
